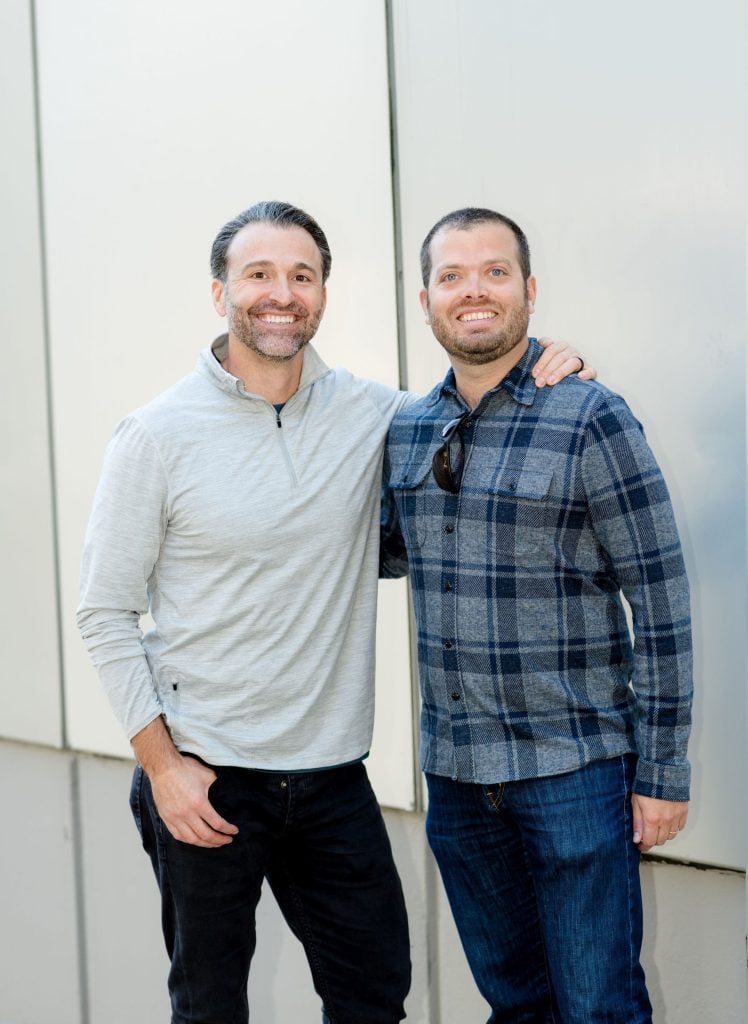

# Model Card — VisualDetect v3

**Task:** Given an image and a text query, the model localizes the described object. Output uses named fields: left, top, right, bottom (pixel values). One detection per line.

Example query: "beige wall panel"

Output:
left=0, top=742, right=80, bottom=1023
left=392, top=0, right=746, bottom=867
left=0, top=0, right=62, bottom=746
left=77, top=755, right=170, bottom=1022
left=35, top=0, right=415, bottom=806
left=640, top=860, right=747, bottom=1022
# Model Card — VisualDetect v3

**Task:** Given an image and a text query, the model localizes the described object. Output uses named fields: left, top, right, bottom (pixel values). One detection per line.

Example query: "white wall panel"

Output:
left=640, top=861, right=748, bottom=1022
left=372, top=578, right=417, bottom=809
left=0, top=0, right=62, bottom=746
left=392, top=0, right=746, bottom=866
left=35, top=0, right=415, bottom=805
left=78, top=755, right=170, bottom=1023
left=0, top=743, right=80, bottom=1024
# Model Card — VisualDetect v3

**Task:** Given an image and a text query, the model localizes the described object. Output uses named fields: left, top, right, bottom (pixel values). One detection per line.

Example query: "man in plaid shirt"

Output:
left=382, top=207, right=692, bottom=1023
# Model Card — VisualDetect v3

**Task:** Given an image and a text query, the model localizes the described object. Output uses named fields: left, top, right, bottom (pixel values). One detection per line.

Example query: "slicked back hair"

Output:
left=420, top=207, right=531, bottom=288
left=210, top=201, right=332, bottom=284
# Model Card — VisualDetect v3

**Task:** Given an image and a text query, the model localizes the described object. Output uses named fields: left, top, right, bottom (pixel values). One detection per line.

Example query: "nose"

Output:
left=268, top=276, right=294, bottom=306
left=461, top=272, right=486, bottom=299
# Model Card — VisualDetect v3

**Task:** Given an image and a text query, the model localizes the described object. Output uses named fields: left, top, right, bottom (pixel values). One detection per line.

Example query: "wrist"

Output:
left=131, top=715, right=183, bottom=779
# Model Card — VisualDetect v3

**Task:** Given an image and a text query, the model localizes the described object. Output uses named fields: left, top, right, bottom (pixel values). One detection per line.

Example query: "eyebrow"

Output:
left=435, top=256, right=515, bottom=275
left=238, top=259, right=319, bottom=276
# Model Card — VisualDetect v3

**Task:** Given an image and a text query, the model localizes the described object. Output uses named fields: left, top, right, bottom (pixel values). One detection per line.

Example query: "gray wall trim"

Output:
left=642, top=853, right=746, bottom=877
left=423, top=849, right=443, bottom=1024
left=29, top=0, right=68, bottom=750
left=384, top=0, right=424, bottom=814
left=384, top=0, right=409, bottom=392
left=70, top=756, right=91, bottom=1024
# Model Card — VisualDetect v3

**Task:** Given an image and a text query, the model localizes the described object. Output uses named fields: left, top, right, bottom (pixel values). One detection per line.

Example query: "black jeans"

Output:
left=130, top=760, right=411, bottom=1024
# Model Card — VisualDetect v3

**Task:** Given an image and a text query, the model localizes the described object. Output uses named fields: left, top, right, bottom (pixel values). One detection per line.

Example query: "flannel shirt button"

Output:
left=445, top=524, right=454, bottom=534
left=444, top=582, right=453, bottom=592
left=508, top=482, right=517, bottom=490
left=451, top=691, right=461, bottom=701
left=444, top=640, right=453, bottom=649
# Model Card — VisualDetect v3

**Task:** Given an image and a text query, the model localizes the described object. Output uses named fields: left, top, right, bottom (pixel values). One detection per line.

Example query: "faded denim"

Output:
left=425, top=755, right=652, bottom=1023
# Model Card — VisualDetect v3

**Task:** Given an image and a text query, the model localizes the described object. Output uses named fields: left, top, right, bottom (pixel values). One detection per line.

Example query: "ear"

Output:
left=319, top=285, right=327, bottom=318
left=526, top=275, right=537, bottom=315
left=419, top=288, right=431, bottom=323
left=211, top=278, right=227, bottom=317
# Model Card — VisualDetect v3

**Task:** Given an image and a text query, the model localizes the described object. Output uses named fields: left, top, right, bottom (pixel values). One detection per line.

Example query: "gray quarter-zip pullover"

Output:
left=77, top=336, right=411, bottom=770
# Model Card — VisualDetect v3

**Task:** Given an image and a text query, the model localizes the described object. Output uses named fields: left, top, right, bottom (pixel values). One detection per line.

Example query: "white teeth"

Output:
left=459, top=311, right=496, bottom=322
left=259, top=314, right=295, bottom=323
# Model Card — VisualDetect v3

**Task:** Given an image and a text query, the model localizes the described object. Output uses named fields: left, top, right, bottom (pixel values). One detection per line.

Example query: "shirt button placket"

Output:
left=441, top=493, right=461, bottom=727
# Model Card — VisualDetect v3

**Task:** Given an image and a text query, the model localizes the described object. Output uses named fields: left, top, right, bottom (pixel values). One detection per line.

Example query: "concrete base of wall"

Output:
left=0, top=740, right=745, bottom=1023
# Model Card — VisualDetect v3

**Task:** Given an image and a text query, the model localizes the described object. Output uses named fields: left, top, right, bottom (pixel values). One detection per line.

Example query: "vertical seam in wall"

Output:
left=70, top=757, right=91, bottom=1024
left=424, top=841, right=443, bottom=1024
left=384, top=0, right=424, bottom=817
left=385, top=5, right=441, bottom=1022
left=29, top=0, right=68, bottom=750
left=384, top=0, right=409, bottom=393
left=30, top=5, right=89, bottom=1022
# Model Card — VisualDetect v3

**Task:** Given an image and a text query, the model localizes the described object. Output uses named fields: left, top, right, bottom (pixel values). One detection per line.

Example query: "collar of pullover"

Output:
left=196, top=333, right=331, bottom=402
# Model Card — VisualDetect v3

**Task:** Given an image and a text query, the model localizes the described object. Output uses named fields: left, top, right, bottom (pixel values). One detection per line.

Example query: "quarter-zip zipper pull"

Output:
left=271, top=402, right=297, bottom=484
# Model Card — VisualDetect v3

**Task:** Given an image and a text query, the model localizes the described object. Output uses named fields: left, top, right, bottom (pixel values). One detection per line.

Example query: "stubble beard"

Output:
left=428, top=299, right=531, bottom=366
left=227, top=300, right=323, bottom=362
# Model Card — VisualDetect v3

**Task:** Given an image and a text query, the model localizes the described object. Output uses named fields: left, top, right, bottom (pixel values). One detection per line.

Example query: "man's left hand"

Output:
left=631, top=794, right=689, bottom=853
left=534, top=337, right=597, bottom=387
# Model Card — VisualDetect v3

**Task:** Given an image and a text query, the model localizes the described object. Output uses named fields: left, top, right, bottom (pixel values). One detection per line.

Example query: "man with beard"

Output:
left=381, top=207, right=692, bottom=1024
left=77, top=200, right=589, bottom=1024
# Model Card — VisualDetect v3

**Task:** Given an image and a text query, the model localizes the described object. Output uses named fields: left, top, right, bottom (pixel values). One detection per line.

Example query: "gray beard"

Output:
left=227, top=304, right=322, bottom=363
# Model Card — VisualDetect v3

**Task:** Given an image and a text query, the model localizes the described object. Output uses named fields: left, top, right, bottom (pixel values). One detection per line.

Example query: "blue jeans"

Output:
left=131, top=759, right=411, bottom=1024
left=425, top=755, right=652, bottom=1024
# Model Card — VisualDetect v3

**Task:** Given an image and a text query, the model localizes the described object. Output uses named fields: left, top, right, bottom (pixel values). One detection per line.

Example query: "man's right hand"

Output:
left=132, top=716, right=239, bottom=848
left=150, top=755, right=239, bottom=848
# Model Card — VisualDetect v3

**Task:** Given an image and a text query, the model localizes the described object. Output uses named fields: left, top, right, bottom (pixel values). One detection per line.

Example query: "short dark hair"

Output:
left=420, top=207, right=531, bottom=287
left=210, top=200, right=332, bottom=284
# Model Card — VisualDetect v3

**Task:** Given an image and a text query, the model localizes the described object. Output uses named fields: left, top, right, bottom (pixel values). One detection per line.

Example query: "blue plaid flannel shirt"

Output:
left=381, top=339, right=692, bottom=801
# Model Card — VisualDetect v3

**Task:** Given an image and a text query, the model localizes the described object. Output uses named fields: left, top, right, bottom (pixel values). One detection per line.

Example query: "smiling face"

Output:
left=211, top=221, right=327, bottom=362
left=421, top=221, right=536, bottom=367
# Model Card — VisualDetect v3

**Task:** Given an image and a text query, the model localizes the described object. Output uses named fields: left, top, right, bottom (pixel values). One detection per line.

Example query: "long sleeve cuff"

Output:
left=633, top=756, right=691, bottom=802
